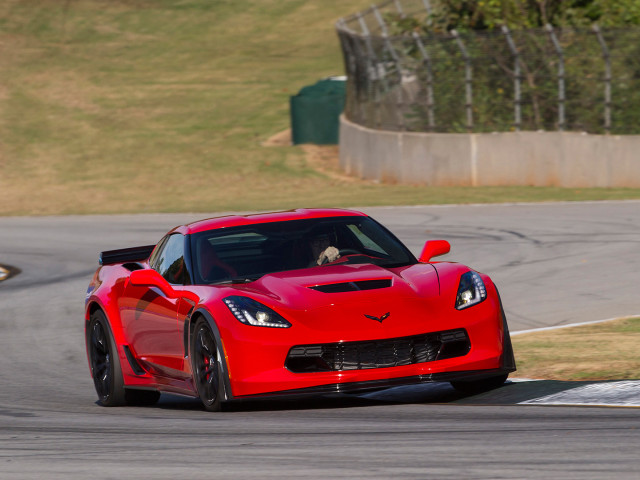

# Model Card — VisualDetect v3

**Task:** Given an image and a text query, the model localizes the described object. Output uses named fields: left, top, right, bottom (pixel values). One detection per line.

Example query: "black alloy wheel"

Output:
left=88, top=310, right=125, bottom=406
left=192, top=318, right=225, bottom=411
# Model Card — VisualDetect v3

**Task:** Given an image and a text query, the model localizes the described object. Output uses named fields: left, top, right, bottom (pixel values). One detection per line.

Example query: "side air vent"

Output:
left=309, top=279, right=392, bottom=293
left=123, top=345, right=147, bottom=375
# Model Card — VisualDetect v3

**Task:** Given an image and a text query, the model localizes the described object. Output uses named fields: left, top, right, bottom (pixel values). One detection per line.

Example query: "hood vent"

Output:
left=309, top=278, right=392, bottom=293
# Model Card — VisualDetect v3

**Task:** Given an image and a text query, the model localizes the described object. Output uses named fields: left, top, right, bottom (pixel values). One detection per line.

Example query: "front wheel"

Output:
left=450, top=374, right=508, bottom=395
left=191, top=318, right=226, bottom=412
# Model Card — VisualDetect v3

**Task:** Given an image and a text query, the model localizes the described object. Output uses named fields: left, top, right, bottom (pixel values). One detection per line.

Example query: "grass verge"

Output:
left=512, top=317, right=640, bottom=381
left=1, top=1, right=640, bottom=215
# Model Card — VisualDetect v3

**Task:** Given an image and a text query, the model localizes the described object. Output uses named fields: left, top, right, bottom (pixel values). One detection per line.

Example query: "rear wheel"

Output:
left=192, top=318, right=226, bottom=412
left=450, top=374, right=508, bottom=395
left=88, top=310, right=126, bottom=406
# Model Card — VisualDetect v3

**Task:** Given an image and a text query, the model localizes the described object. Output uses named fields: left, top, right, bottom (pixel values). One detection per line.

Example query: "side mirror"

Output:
left=129, top=269, right=198, bottom=302
left=418, top=240, right=451, bottom=263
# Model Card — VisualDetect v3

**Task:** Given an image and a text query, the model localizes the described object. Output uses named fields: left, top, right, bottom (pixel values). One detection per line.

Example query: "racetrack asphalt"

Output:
left=1, top=201, right=639, bottom=478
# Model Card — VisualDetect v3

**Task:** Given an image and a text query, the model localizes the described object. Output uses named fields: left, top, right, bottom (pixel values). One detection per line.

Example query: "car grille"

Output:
left=285, top=329, right=470, bottom=373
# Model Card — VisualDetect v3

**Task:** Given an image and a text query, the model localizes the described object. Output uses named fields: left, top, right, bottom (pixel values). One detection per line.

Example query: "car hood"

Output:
left=227, top=262, right=450, bottom=337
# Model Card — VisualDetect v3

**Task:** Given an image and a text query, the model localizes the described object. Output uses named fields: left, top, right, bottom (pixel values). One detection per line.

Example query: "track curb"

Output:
left=0, top=264, right=20, bottom=282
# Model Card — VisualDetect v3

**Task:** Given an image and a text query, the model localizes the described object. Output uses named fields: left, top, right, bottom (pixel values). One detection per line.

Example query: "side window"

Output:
left=152, top=234, right=186, bottom=285
left=148, top=236, right=168, bottom=269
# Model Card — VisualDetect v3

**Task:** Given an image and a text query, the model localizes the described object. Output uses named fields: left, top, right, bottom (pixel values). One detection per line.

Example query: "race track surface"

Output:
left=1, top=202, right=639, bottom=478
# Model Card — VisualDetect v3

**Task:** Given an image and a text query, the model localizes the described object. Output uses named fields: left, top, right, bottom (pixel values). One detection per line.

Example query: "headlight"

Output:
left=223, top=296, right=291, bottom=328
left=455, top=271, right=486, bottom=310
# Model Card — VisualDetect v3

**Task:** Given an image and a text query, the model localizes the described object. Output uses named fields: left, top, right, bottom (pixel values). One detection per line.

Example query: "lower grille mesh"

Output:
left=285, top=329, right=470, bottom=373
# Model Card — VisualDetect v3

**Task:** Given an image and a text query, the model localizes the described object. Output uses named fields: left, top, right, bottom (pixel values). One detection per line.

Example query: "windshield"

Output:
left=189, top=216, right=417, bottom=285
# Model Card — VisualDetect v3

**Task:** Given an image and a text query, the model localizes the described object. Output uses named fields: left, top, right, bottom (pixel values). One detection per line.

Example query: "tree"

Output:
left=426, top=1, right=640, bottom=32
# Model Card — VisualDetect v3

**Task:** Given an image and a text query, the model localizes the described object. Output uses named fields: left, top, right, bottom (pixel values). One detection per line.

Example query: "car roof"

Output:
left=176, top=208, right=368, bottom=235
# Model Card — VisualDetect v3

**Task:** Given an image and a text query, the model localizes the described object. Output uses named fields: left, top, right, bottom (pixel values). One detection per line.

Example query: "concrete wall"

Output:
left=339, top=115, right=640, bottom=188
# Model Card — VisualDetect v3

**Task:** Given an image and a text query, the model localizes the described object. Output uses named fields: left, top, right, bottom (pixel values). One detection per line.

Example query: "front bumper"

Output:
left=219, top=291, right=511, bottom=398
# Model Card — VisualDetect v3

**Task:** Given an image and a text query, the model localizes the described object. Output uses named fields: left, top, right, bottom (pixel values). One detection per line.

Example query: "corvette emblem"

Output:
left=364, top=312, right=390, bottom=323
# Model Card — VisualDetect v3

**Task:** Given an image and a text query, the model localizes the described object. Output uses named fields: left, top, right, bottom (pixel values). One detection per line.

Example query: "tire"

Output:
left=191, top=318, right=226, bottom=412
left=87, top=310, right=126, bottom=406
left=450, top=373, right=508, bottom=395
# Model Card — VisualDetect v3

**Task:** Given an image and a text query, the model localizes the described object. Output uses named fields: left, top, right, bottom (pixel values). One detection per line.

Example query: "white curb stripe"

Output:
left=520, top=380, right=640, bottom=407
left=512, top=315, right=640, bottom=407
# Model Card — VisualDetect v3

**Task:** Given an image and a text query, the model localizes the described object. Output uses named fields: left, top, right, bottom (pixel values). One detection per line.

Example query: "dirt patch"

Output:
left=263, top=129, right=361, bottom=183
left=262, top=128, right=292, bottom=146
left=300, top=144, right=360, bottom=183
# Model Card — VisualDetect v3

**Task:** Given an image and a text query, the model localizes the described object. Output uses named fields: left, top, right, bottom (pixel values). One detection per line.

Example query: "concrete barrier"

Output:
left=339, top=115, right=640, bottom=187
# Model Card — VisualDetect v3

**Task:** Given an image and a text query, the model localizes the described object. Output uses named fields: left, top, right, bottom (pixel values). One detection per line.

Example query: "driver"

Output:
left=310, top=233, right=340, bottom=266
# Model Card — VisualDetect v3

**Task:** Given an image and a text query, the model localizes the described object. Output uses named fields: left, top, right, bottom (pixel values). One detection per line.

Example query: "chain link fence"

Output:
left=336, top=0, right=640, bottom=134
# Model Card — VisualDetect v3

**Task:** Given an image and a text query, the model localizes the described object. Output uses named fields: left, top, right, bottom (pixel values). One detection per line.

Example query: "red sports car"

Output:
left=85, top=209, right=515, bottom=410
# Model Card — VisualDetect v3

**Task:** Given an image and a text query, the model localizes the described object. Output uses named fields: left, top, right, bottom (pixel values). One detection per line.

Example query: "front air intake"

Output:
left=285, top=328, right=470, bottom=373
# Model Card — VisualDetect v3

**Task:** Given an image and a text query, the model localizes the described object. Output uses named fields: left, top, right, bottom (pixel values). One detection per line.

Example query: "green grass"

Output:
left=512, top=317, right=640, bottom=381
left=1, top=0, right=640, bottom=215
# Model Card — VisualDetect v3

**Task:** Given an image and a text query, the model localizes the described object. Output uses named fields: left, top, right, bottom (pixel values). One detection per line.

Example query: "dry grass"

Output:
left=512, top=317, right=640, bottom=381
left=1, top=0, right=640, bottom=216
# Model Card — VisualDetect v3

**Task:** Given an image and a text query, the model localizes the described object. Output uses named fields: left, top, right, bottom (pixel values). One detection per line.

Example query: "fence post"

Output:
left=372, top=5, right=400, bottom=65
left=349, top=34, right=370, bottom=127
left=412, top=32, right=435, bottom=131
left=358, top=12, right=386, bottom=88
left=358, top=12, right=386, bottom=128
left=421, top=0, right=432, bottom=16
left=393, top=0, right=405, bottom=18
left=421, top=0, right=432, bottom=25
left=592, top=24, right=611, bottom=133
left=372, top=4, right=406, bottom=130
left=452, top=30, right=473, bottom=132
left=501, top=25, right=521, bottom=131
left=339, top=21, right=366, bottom=126
left=545, top=24, right=565, bottom=131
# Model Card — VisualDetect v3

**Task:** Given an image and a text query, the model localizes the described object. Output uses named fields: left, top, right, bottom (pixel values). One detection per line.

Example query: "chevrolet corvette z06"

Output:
left=85, top=209, right=515, bottom=411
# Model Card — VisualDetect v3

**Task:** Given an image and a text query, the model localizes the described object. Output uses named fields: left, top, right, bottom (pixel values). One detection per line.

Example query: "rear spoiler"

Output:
left=99, top=245, right=156, bottom=266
